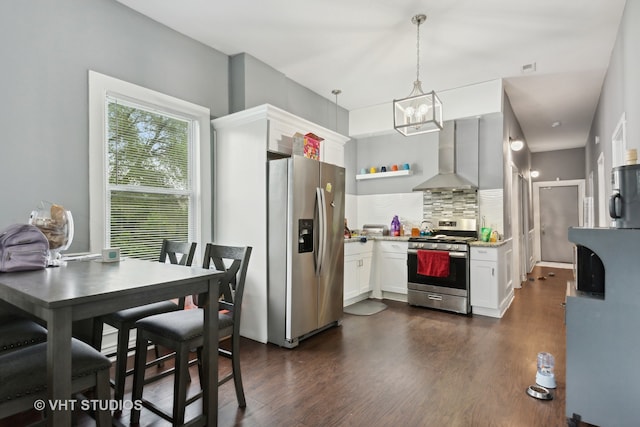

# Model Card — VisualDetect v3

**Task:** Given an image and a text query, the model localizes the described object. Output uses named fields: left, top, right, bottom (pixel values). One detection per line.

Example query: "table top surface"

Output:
left=0, top=258, right=221, bottom=309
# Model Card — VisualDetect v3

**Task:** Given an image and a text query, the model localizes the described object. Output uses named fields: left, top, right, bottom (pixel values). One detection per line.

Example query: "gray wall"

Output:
left=354, top=131, right=439, bottom=196
left=350, top=116, right=496, bottom=196
left=585, top=0, right=640, bottom=225
left=531, top=148, right=586, bottom=182
left=0, top=1, right=346, bottom=253
left=478, top=112, right=505, bottom=190
left=344, top=140, right=357, bottom=194
left=0, top=0, right=229, bottom=252
left=229, top=53, right=350, bottom=136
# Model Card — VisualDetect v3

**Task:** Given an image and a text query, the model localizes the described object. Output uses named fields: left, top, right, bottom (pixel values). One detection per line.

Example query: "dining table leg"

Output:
left=203, top=276, right=218, bottom=427
left=47, top=307, right=73, bottom=426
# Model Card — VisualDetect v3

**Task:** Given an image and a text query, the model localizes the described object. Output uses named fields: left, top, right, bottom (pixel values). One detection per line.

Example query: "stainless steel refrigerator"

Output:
left=267, top=155, right=345, bottom=348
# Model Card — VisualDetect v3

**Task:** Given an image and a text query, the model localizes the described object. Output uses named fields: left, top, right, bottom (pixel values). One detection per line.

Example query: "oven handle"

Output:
left=407, top=249, right=468, bottom=258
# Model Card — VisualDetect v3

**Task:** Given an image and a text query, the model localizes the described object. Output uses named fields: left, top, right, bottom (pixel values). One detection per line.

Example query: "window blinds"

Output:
left=106, top=96, right=194, bottom=260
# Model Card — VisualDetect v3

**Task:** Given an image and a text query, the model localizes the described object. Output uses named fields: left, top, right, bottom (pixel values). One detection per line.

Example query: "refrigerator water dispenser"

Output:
left=298, top=219, right=314, bottom=253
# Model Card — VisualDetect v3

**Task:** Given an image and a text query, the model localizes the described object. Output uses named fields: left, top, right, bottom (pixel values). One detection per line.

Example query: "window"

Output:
left=89, top=71, right=211, bottom=259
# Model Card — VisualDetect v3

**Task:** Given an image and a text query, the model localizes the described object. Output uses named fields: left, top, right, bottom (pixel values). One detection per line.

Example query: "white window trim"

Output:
left=611, top=112, right=626, bottom=168
left=88, top=70, right=211, bottom=253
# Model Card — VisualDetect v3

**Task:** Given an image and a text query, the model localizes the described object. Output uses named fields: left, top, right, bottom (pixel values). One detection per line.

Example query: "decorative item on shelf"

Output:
left=292, top=132, right=322, bottom=160
left=355, top=165, right=413, bottom=180
left=393, top=14, right=443, bottom=136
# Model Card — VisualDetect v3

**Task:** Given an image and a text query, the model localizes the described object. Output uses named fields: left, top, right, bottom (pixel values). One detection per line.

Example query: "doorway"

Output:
left=533, top=180, right=584, bottom=265
left=510, top=168, right=530, bottom=287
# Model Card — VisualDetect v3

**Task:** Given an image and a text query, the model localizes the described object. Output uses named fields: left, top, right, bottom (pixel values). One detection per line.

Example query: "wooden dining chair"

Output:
left=91, top=239, right=197, bottom=404
left=0, top=315, right=48, bottom=355
left=0, top=338, right=112, bottom=426
left=130, top=244, right=252, bottom=426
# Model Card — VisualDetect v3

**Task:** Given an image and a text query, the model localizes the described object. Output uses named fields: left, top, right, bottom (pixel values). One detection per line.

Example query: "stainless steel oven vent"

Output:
left=412, top=121, right=477, bottom=191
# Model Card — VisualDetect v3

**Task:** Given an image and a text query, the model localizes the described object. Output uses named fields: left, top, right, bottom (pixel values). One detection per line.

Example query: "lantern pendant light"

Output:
left=393, top=14, right=443, bottom=136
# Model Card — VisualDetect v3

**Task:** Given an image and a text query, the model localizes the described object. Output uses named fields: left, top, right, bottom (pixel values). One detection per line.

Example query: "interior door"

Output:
left=539, top=186, right=579, bottom=263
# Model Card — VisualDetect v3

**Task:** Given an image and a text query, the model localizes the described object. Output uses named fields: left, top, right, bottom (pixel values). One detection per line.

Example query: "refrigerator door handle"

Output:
left=315, top=187, right=327, bottom=276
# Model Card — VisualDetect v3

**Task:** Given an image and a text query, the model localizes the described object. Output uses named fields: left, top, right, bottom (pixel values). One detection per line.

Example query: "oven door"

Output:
left=407, top=249, right=468, bottom=295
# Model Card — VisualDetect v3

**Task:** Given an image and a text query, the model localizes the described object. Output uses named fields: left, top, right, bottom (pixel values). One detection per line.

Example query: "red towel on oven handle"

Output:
left=417, top=250, right=450, bottom=278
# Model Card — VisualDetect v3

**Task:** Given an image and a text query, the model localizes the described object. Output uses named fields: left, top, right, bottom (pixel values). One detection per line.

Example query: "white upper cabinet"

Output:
left=219, top=104, right=349, bottom=167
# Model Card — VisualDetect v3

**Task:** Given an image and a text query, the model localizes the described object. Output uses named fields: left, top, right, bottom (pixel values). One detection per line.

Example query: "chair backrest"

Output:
left=159, top=240, right=197, bottom=266
left=201, top=244, right=252, bottom=327
left=159, top=240, right=197, bottom=308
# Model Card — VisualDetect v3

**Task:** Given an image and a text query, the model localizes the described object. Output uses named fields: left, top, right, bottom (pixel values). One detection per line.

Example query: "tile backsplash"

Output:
left=422, top=189, right=478, bottom=220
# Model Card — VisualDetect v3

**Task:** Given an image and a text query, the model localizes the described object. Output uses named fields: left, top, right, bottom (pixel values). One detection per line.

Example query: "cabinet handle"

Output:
left=492, top=268, right=495, bottom=277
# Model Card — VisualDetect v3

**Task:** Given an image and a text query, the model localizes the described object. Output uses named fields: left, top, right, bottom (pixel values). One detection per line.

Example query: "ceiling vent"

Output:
left=521, top=62, right=537, bottom=73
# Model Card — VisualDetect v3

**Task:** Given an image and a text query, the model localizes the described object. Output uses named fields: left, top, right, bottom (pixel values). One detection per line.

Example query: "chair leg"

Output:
left=113, top=326, right=131, bottom=403
left=153, top=344, right=164, bottom=368
left=173, top=344, right=191, bottom=425
left=130, top=336, right=148, bottom=425
left=196, top=347, right=203, bottom=386
left=231, top=334, right=246, bottom=408
left=95, top=369, right=112, bottom=427
left=91, top=318, right=104, bottom=351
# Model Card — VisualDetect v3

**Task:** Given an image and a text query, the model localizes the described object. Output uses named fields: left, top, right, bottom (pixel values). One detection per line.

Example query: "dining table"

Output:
left=0, top=257, right=224, bottom=426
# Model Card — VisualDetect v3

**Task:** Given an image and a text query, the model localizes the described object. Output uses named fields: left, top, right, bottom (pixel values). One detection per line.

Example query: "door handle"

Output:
left=541, top=223, right=545, bottom=235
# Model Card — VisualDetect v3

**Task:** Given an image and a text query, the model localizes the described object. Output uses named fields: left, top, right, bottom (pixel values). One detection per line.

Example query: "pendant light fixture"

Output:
left=332, top=89, right=342, bottom=131
left=393, top=14, right=443, bottom=136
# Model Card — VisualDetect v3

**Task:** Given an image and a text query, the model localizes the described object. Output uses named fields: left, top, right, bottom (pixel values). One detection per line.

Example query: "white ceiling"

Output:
left=116, top=0, right=626, bottom=153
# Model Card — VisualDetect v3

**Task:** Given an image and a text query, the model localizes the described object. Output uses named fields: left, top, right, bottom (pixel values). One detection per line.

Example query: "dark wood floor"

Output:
left=3, top=265, right=579, bottom=426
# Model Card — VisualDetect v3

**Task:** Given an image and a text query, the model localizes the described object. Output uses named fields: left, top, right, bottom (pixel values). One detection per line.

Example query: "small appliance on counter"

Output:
left=610, top=163, right=640, bottom=228
left=362, top=224, right=389, bottom=236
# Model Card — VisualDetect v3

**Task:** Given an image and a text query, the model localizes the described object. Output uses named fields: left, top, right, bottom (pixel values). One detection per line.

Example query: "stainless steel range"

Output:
left=407, top=219, right=477, bottom=314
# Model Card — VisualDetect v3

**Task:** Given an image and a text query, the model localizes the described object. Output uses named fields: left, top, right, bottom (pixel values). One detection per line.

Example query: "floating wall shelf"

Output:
left=356, top=169, right=413, bottom=181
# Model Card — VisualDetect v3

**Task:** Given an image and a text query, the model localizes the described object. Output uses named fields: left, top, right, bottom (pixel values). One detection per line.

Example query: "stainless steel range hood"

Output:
left=412, top=121, right=477, bottom=191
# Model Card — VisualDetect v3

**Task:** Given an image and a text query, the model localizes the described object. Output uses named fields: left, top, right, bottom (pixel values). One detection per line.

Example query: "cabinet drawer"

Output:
left=470, top=247, right=498, bottom=262
left=378, top=241, right=408, bottom=254
left=344, top=241, right=373, bottom=256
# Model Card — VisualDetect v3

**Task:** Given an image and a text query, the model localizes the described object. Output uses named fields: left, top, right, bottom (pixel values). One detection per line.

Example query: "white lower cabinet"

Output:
left=470, top=241, right=513, bottom=318
left=375, top=241, right=408, bottom=295
left=344, top=241, right=373, bottom=305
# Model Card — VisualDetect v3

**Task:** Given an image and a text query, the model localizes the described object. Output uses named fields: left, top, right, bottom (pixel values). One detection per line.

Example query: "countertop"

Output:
left=344, top=235, right=410, bottom=243
left=468, top=240, right=509, bottom=248
left=344, top=236, right=509, bottom=247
